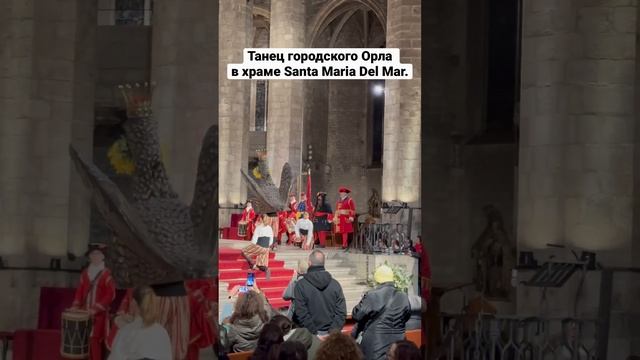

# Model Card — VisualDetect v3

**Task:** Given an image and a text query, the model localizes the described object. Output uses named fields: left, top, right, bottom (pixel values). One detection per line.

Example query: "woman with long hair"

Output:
left=386, top=340, right=421, bottom=360
left=224, top=290, right=270, bottom=352
left=315, top=332, right=363, bottom=360
left=250, top=323, right=284, bottom=360
left=269, top=315, right=320, bottom=360
left=108, top=286, right=172, bottom=360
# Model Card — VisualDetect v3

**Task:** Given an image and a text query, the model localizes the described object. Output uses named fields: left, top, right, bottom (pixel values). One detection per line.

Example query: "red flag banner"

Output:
left=306, top=169, right=313, bottom=213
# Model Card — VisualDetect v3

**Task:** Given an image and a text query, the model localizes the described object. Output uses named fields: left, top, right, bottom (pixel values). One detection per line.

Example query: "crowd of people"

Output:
left=220, top=249, right=422, bottom=360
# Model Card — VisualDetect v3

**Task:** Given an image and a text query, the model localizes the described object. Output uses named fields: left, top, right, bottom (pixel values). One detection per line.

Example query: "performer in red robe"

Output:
left=186, top=279, right=216, bottom=360
left=276, top=211, right=288, bottom=245
left=288, top=194, right=298, bottom=214
left=419, top=236, right=432, bottom=302
left=419, top=236, right=432, bottom=347
left=71, top=243, right=116, bottom=360
left=240, top=200, right=257, bottom=240
left=334, top=187, right=356, bottom=249
left=285, top=194, right=298, bottom=243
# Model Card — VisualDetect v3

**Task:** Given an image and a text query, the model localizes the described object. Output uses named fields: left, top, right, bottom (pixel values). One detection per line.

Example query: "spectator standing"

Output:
left=293, top=250, right=347, bottom=335
left=351, top=265, right=411, bottom=360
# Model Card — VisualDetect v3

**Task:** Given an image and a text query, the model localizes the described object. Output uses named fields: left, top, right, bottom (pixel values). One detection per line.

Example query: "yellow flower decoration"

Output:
left=107, top=138, right=135, bottom=175
left=252, top=166, right=262, bottom=179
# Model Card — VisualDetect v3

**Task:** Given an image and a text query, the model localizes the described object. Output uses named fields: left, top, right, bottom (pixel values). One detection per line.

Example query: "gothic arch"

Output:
left=307, top=0, right=386, bottom=47
left=252, top=6, right=270, bottom=22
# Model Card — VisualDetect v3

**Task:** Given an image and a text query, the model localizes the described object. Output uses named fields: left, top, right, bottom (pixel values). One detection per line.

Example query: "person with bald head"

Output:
left=292, top=250, right=346, bottom=335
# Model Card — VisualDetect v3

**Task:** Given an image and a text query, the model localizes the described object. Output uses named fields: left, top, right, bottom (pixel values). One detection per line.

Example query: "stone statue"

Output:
left=69, top=83, right=216, bottom=288
left=368, top=189, right=381, bottom=219
left=471, top=205, right=515, bottom=299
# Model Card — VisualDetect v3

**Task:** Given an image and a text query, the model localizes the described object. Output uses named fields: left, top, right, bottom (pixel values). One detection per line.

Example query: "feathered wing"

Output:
left=190, top=125, right=218, bottom=262
left=279, top=163, right=294, bottom=204
left=241, top=168, right=286, bottom=214
left=69, top=146, right=182, bottom=287
left=245, top=189, right=270, bottom=216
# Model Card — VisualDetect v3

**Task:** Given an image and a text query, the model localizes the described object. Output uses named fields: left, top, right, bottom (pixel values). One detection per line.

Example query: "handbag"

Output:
left=355, top=290, right=397, bottom=344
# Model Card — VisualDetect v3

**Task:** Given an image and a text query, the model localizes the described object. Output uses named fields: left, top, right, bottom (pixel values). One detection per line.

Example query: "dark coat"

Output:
left=284, top=328, right=321, bottom=360
left=293, top=266, right=346, bottom=334
left=227, top=315, right=265, bottom=352
left=313, top=203, right=333, bottom=232
left=351, top=282, right=411, bottom=360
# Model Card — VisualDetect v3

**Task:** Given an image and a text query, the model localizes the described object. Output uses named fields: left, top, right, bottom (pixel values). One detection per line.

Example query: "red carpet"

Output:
left=219, top=247, right=293, bottom=309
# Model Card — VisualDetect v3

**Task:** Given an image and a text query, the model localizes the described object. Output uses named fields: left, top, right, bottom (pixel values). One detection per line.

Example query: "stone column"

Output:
left=0, top=0, right=96, bottom=266
left=216, top=0, right=251, bottom=208
left=266, top=0, right=305, bottom=187
left=383, top=0, right=421, bottom=205
left=67, top=0, right=98, bottom=258
left=519, top=0, right=636, bottom=266
left=151, top=0, right=219, bottom=203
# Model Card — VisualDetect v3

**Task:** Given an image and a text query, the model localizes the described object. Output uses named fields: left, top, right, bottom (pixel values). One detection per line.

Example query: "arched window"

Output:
left=98, top=0, right=152, bottom=26
left=370, top=80, right=384, bottom=167
left=254, top=80, right=268, bottom=132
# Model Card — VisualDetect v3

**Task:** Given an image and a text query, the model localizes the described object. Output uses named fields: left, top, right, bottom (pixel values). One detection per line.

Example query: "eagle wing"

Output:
left=278, top=163, right=294, bottom=204
left=69, top=146, right=181, bottom=287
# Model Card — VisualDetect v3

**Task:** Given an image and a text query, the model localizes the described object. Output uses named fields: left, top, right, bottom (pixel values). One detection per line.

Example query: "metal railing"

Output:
left=435, top=314, right=598, bottom=360
left=353, top=222, right=415, bottom=254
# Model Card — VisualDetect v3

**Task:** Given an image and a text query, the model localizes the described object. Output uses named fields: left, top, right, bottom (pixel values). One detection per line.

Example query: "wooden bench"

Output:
left=226, top=329, right=422, bottom=359
left=228, top=351, right=253, bottom=360
left=405, top=329, right=422, bottom=348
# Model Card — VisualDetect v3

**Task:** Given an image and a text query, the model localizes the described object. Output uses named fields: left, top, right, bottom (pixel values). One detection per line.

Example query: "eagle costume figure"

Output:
left=69, top=83, right=216, bottom=288
left=242, top=150, right=295, bottom=215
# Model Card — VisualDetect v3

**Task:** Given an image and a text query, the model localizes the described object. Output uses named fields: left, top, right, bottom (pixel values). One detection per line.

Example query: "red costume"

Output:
left=288, top=195, right=298, bottom=214
left=421, top=246, right=432, bottom=302
left=299, top=172, right=314, bottom=215
left=72, top=260, right=116, bottom=360
left=186, top=279, right=216, bottom=360
left=277, top=211, right=288, bottom=244
left=241, top=206, right=256, bottom=240
left=420, top=245, right=432, bottom=347
left=335, top=187, right=356, bottom=248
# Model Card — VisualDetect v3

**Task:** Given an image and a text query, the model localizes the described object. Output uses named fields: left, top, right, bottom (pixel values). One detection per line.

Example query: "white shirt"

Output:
left=108, top=317, right=172, bottom=360
left=295, top=218, right=314, bottom=241
left=251, top=224, right=274, bottom=247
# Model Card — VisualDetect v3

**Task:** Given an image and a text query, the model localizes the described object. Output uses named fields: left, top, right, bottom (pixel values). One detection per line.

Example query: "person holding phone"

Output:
left=222, top=290, right=270, bottom=352
left=241, top=214, right=274, bottom=279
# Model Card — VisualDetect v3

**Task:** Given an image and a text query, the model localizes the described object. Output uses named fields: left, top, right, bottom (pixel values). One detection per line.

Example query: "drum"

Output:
left=238, top=221, right=248, bottom=237
left=61, top=309, right=92, bottom=359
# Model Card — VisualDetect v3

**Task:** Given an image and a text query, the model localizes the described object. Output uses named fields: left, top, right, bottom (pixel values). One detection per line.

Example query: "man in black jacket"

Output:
left=293, top=250, right=346, bottom=335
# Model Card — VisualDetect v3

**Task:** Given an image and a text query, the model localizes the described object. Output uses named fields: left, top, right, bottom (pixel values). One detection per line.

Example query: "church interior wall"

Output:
left=95, top=26, right=151, bottom=107
left=0, top=270, right=77, bottom=333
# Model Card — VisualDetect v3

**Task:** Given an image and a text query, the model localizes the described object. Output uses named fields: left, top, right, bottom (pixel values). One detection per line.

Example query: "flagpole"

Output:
left=296, top=102, right=304, bottom=198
